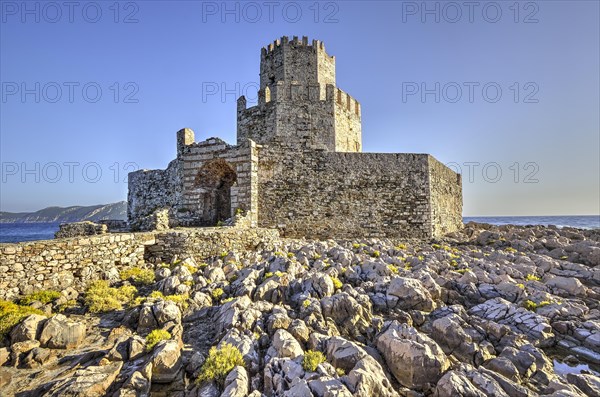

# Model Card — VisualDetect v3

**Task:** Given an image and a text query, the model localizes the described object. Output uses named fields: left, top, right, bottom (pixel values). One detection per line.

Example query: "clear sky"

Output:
left=1, top=0, right=598, bottom=216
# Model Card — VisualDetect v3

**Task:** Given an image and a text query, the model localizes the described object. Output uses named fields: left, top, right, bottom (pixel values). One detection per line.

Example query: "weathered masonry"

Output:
left=128, top=36, right=463, bottom=239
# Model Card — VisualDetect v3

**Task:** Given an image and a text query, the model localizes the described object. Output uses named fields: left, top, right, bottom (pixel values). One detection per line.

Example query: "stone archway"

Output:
left=194, top=158, right=237, bottom=225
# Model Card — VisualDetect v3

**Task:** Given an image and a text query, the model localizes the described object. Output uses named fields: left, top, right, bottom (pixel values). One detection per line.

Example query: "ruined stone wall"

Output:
left=178, top=137, right=258, bottom=226
left=0, top=227, right=280, bottom=300
left=428, top=156, right=463, bottom=237
left=128, top=130, right=259, bottom=230
left=128, top=160, right=182, bottom=230
left=146, top=227, right=280, bottom=264
left=257, top=145, right=433, bottom=239
left=0, top=233, right=156, bottom=300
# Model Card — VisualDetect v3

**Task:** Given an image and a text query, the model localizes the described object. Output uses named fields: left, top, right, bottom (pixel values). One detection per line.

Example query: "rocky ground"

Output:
left=1, top=222, right=599, bottom=397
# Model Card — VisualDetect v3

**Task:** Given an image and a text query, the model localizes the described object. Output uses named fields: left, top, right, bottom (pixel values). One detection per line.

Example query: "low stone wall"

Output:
left=0, top=227, right=280, bottom=300
left=146, top=227, right=281, bottom=264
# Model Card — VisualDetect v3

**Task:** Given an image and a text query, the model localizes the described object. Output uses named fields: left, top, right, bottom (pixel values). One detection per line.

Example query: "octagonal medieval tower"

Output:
left=236, top=36, right=361, bottom=152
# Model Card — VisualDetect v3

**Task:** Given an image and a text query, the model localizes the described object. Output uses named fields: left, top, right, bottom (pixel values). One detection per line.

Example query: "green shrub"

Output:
left=525, top=274, right=541, bottom=282
left=302, top=299, right=311, bottom=308
left=395, top=243, right=407, bottom=250
left=504, top=247, right=518, bottom=253
left=371, top=251, right=381, bottom=258
left=0, top=300, right=45, bottom=338
left=336, top=367, right=346, bottom=376
left=183, top=263, right=198, bottom=274
left=331, top=277, right=343, bottom=290
left=145, top=329, right=171, bottom=351
left=197, top=343, right=244, bottom=386
left=84, top=280, right=137, bottom=313
left=523, top=300, right=538, bottom=311
left=388, top=265, right=399, bottom=274
left=211, top=288, right=224, bottom=301
left=148, top=291, right=189, bottom=309
left=19, top=290, right=61, bottom=305
left=264, top=272, right=274, bottom=279
left=120, top=267, right=155, bottom=285
left=302, top=350, right=326, bottom=372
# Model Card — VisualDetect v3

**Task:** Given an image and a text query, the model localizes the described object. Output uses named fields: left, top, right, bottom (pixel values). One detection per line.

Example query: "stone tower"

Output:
left=237, top=36, right=361, bottom=152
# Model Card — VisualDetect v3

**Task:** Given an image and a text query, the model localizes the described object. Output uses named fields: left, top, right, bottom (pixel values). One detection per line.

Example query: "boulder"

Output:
left=38, top=314, right=86, bottom=349
left=151, top=340, right=182, bottom=383
left=386, top=277, right=435, bottom=312
left=10, top=314, right=46, bottom=343
left=221, top=366, right=249, bottom=397
left=376, top=321, right=449, bottom=390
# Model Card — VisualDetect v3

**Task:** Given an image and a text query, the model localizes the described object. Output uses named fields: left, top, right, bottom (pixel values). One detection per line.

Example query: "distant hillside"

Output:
left=0, top=202, right=127, bottom=223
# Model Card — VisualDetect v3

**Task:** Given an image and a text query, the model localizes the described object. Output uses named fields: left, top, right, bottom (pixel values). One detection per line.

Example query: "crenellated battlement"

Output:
left=261, top=36, right=329, bottom=56
left=259, top=35, right=335, bottom=90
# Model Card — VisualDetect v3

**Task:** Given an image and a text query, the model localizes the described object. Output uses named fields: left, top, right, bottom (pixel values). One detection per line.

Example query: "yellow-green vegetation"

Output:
left=302, top=299, right=311, bottom=308
left=220, top=251, right=229, bottom=259
left=371, top=250, right=381, bottom=258
left=57, top=299, right=78, bottom=312
left=450, top=260, right=458, bottom=267
left=302, top=350, right=326, bottom=372
left=417, top=255, right=424, bottom=261
left=539, top=300, right=552, bottom=307
left=456, top=269, right=471, bottom=274
left=84, top=280, right=137, bottom=313
left=523, top=300, right=538, bottom=311
left=183, top=280, right=193, bottom=287
left=19, top=290, right=61, bottom=305
left=449, top=253, right=460, bottom=259
left=183, top=263, right=198, bottom=274
left=525, top=274, right=541, bottom=282
left=312, top=254, right=322, bottom=260
left=222, top=297, right=234, bottom=303
left=197, top=343, right=244, bottom=386
left=145, top=329, right=171, bottom=351
left=273, top=251, right=284, bottom=257
left=148, top=291, right=190, bottom=309
left=336, top=367, right=346, bottom=376
left=211, top=288, right=224, bottom=301
left=352, top=243, right=361, bottom=249
left=287, top=252, right=295, bottom=259
left=120, top=267, right=155, bottom=285
left=264, top=272, right=274, bottom=279
left=504, top=247, right=518, bottom=253
left=432, top=244, right=441, bottom=250
left=516, top=283, right=525, bottom=289
left=404, top=265, right=412, bottom=271
left=395, top=243, right=407, bottom=250
left=388, top=265, right=399, bottom=274
left=331, top=277, right=343, bottom=290
left=0, top=300, right=45, bottom=338
left=560, top=255, right=568, bottom=260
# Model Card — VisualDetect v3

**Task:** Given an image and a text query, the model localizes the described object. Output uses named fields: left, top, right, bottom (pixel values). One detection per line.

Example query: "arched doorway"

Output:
left=194, top=158, right=237, bottom=225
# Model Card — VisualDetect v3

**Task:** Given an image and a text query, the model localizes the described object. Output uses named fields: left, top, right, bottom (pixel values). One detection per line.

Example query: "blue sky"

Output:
left=1, top=0, right=598, bottom=216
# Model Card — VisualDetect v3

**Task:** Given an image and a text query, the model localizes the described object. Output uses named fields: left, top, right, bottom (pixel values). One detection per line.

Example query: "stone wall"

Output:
left=146, top=227, right=281, bottom=264
left=128, top=131, right=259, bottom=230
left=0, top=233, right=156, bottom=300
left=0, top=227, right=280, bottom=300
left=257, top=146, right=435, bottom=239
left=428, top=156, right=463, bottom=237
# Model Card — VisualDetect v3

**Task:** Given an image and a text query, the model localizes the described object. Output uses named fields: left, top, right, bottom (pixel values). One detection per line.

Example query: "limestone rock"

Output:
left=38, top=314, right=86, bottom=349
left=375, top=321, right=449, bottom=390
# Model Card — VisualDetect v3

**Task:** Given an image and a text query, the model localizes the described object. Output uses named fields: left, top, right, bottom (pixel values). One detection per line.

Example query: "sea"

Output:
left=1, top=215, right=599, bottom=244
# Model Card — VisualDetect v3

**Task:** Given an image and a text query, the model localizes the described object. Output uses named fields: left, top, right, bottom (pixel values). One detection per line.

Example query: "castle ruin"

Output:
left=128, top=36, right=463, bottom=239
